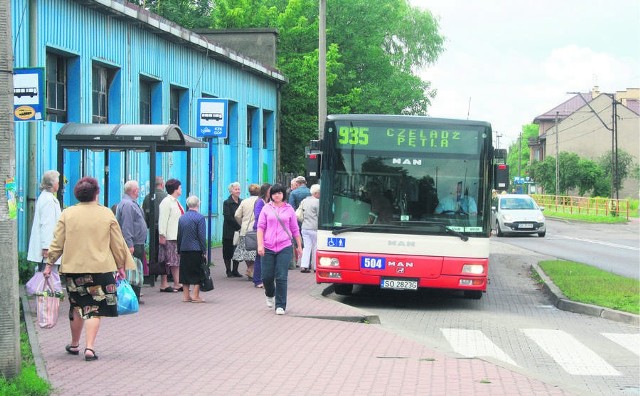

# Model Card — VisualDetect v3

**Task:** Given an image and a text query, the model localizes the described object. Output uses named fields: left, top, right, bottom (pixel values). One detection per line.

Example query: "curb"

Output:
left=19, top=289, right=49, bottom=381
left=531, top=262, right=640, bottom=326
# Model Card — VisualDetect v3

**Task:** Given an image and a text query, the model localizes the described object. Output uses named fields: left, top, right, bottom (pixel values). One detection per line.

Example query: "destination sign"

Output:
left=332, top=123, right=485, bottom=154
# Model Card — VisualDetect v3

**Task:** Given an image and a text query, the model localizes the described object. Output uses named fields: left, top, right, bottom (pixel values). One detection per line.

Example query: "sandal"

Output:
left=255, top=283, right=264, bottom=288
left=160, top=287, right=175, bottom=293
left=301, top=268, right=311, bottom=273
left=182, top=297, right=192, bottom=303
left=84, top=348, right=98, bottom=361
left=191, top=298, right=205, bottom=303
left=65, top=344, right=80, bottom=355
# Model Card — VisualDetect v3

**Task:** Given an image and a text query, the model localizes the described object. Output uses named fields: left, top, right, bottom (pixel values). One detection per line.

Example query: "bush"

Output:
left=18, top=252, right=37, bottom=285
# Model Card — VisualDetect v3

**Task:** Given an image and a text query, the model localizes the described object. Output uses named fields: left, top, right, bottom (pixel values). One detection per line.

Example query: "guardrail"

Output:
left=531, top=194, right=630, bottom=221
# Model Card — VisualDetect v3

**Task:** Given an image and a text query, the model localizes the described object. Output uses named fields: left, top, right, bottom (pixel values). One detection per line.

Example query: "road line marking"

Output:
left=523, top=329, right=621, bottom=376
left=602, top=333, right=640, bottom=357
left=440, top=328, right=518, bottom=366
left=555, top=235, right=639, bottom=251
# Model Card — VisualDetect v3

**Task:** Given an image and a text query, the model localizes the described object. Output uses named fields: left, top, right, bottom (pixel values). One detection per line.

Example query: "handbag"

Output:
left=200, top=256, right=214, bottom=292
left=116, top=278, right=139, bottom=315
left=126, top=257, right=144, bottom=287
left=244, top=230, right=258, bottom=251
left=35, top=278, right=63, bottom=329
left=242, top=200, right=258, bottom=251
left=26, top=270, right=62, bottom=296
left=295, top=199, right=305, bottom=223
left=271, top=206, right=298, bottom=249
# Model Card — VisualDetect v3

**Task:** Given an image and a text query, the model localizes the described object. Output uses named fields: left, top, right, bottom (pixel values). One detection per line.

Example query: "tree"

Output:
left=506, top=123, right=538, bottom=180
left=130, top=0, right=213, bottom=29
left=598, top=149, right=637, bottom=195
left=154, top=0, right=445, bottom=173
left=0, top=0, right=21, bottom=378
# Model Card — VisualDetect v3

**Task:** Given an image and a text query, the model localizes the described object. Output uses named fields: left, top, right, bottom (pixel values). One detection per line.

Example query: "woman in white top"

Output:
left=158, top=178, right=184, bottom=292
left=27, top=170, right=62, bottom=271
left=298, top=184, right=320, bottom=273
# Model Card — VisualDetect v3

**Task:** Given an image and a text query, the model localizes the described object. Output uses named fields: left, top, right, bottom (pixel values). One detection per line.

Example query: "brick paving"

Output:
left=26, top=248, right=570, bottom=395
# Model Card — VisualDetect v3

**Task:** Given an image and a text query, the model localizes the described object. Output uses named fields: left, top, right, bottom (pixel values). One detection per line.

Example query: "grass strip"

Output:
left=539, top=260, right=640, bottom=315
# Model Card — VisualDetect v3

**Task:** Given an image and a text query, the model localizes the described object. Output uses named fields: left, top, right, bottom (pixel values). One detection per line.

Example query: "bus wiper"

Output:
left=331, top=224, right=392, bottom=235
left=388, top=220, right=470, bottom=242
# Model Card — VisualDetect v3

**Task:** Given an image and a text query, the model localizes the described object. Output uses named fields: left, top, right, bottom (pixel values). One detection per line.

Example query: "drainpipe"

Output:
left=26, top=0, right=38, bottom=241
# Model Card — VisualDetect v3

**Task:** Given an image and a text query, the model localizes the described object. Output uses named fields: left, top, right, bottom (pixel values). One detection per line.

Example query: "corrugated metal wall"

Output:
left=11, top=0, right=281, bottom=251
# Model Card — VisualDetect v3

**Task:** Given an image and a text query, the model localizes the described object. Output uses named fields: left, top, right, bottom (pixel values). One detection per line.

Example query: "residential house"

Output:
left=530, top=87, right=639, bottom=198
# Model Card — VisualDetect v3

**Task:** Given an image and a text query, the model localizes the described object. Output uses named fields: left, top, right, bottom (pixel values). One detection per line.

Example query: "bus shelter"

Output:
left=56, top=123, right=207, bottom=265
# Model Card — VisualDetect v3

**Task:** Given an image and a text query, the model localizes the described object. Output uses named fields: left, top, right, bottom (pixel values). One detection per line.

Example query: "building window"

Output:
left=247, top=107, right=255, bottom=148
left=140, top=79, right=152, bottom=124
left=46, top=53, right=66, bottom=122
left=92, top=64, right=113, bottom=124
left=170, top=88, right=179, bottom=125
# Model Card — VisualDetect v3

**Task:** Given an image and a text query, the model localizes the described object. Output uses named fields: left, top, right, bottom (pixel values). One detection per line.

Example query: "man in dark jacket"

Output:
left=142, top=176, right=168, bottom=285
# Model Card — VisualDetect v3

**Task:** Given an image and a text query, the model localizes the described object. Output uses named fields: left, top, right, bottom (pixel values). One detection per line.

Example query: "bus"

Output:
left=315, top=114, right=493, bottom=299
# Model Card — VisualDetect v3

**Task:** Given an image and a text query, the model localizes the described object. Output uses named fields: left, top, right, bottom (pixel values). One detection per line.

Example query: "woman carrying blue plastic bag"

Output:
left=43, top=177, right=135, bottom=361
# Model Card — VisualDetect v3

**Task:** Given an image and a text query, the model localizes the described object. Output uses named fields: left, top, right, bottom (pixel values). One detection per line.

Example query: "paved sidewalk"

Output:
left=25, top=248, right=570, bottom=395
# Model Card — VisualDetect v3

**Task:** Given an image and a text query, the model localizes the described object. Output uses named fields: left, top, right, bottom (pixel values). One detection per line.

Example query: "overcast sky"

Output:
left=409, top=0, right=640, bottom=148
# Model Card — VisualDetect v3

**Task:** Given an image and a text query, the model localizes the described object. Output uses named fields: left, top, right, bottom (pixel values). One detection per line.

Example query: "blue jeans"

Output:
left=253, top=255, right=262, bottom=286
left=261, top=246, right=293, bottom=310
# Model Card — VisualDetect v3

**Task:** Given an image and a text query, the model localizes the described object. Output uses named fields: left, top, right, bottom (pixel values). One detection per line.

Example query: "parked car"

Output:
left=491, top=194, right=546, bottom=237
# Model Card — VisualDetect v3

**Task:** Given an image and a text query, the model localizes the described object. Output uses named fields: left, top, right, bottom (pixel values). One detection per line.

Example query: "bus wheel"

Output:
left=333, top=284, right=353, bottom=295
left=464, top=290, right=483, bottom=300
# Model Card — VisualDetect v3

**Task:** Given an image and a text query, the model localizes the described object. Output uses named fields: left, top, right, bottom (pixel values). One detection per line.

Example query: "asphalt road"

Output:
left=326, top=238, right=640, bottom=396
left=495, top=218, right=640, bottom=279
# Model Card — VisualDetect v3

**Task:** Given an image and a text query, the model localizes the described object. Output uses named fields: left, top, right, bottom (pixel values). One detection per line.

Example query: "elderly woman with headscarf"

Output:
left=27, top=170, right=62, bottom=272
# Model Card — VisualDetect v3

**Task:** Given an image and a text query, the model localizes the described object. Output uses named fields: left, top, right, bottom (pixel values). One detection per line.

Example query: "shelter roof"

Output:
left=56, top=123, right=207, bottom=151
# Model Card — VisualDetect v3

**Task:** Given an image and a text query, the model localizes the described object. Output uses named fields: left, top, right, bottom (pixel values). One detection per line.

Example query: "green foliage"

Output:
left=528, top=149, right=634, bottom=197
left=507, top=123, right=538, bottom=179
left=145, top=0, right=445, bottom=174
left=598, top=149, right=637, bottom=193
left=538, top=260, right=640, bottom=314
left=18, top=252, right=35, bottom=285
left=130, top=0, right=213, bottom=29
left=0, top=323, right=51, bottom=396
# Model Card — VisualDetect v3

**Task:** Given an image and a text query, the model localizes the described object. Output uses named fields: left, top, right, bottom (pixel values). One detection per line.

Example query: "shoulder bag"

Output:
left=243, top=200, right=259, bottom=251
left=271, top=206, right=297, bottom=249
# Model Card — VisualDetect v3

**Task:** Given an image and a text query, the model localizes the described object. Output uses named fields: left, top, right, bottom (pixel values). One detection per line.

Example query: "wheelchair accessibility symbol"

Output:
left=327, top=237, right=345, bottom=248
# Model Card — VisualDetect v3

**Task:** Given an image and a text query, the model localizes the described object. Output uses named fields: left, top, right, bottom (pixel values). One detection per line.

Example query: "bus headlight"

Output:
left=318, top=257, right=340, bottom=267
left=462, top=264, right=484, bottom=274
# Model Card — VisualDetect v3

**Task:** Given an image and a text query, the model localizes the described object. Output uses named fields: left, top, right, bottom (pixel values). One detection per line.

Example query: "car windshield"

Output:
left=500, top=198, right=536, bottom=210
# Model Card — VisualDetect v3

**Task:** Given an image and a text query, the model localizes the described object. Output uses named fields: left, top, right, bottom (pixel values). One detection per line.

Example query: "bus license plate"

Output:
left=381, top=279, right=418, bottom=290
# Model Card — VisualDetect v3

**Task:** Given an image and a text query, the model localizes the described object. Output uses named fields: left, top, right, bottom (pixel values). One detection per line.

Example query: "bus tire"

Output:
left=464, top=290, right=483, bottom=299
left=333, top=284, right=353, bottom=295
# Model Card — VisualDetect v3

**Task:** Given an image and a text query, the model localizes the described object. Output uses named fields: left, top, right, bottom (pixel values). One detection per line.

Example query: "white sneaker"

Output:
left=266, top=296, right=275, bottom=308
left=275, top=307, right=285, bottom=315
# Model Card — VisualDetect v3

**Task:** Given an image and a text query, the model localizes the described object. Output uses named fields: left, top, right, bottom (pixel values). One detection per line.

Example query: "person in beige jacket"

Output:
left=232, top=184, right=260, bottom=279
left=43, top=177, right=134, bottom=362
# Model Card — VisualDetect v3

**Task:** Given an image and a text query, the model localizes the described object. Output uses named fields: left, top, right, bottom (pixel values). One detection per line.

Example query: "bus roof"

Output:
left=326, top=114, right=492, bottom=129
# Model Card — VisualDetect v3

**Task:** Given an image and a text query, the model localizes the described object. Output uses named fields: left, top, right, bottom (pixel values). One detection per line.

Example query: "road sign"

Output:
left=13, top=68, right=45, bottom=122
left=197, top=98, right=228, bottom=138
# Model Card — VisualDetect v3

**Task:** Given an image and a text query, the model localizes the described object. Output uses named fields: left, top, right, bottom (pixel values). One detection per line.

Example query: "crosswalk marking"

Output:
left=522, top=329, right=621, bottom=376
left=440, top=328, right=518, bottom=366
left=602, top=333, right=640, bottom=357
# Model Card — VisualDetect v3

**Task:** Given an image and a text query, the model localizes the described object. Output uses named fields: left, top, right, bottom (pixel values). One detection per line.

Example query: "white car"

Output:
left=491, top=194, right=546, bottom=237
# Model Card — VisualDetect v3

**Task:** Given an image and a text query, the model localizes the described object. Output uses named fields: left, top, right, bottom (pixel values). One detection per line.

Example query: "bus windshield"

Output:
left=319, top=115, right=492, bottom=237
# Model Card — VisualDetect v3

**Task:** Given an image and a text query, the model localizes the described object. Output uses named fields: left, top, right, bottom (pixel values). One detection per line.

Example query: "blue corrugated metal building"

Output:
left=11, top=0, right=286, bottom=252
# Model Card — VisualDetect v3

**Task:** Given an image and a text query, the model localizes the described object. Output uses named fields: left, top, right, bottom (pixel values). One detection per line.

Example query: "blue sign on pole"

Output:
left=196, top=98, right=228, bottom=138
left=13, top=68, right=45, bottom=122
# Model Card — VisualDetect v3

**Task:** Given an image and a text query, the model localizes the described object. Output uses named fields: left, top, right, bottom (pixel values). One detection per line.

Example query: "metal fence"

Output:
left=531, top=194, right=630, bottom=220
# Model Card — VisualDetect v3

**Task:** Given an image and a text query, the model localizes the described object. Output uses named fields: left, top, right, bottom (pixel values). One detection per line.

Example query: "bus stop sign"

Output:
left=197, top=98, right=228, bottom=138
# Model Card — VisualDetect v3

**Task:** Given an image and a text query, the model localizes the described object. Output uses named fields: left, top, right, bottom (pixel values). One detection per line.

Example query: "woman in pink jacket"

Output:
left=256, top=183, right=302, bottom=315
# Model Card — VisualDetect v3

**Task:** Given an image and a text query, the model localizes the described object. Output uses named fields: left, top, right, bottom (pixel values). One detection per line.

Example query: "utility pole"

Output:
left=555, top=111, right=559, bottom=200
left=567, top=91, right=618, bottom=199
left=318, top=0, right=327, bottom=139
left=0, top=0, right=21, bottom=378
left=518, top=130, right=522, bottom=181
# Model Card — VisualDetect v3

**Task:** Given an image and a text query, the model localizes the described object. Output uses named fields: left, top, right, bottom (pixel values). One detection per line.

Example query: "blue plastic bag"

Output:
left=116, top=279, right=139, bottom=315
